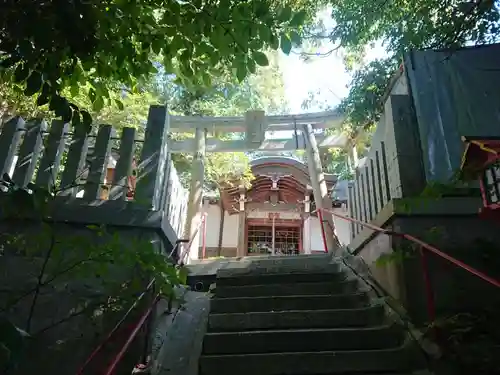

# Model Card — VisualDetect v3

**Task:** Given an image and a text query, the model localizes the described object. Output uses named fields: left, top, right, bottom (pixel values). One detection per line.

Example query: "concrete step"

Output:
left=210, top=293, right=369, bottom=314
left=215, top=279, right=359, bottom=298
left=203, top=325, right=402, bottom=354
left=216, top=271, right=347, bottom=288
left=208, top=305, right=386, bottom=331
left=199, top=346, right=419, bottom=375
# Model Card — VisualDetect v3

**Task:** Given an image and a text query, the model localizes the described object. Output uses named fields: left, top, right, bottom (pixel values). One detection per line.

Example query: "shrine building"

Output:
left=199, top=156, right=351, bottom=258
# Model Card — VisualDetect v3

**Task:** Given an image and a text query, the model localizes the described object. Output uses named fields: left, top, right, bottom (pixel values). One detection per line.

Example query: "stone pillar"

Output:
left=200, top=198, right=210, bottom=259
left=352, top=143, right=359, bottom=168
left=183, top=128, right=205, bottom=263
left=302, top=193, right=311, bottom=254
left=271, top=214, right=276, bottom=255
left=236, top=186, right=247, bottom=257
left=302, top=124, right=339, bottom=253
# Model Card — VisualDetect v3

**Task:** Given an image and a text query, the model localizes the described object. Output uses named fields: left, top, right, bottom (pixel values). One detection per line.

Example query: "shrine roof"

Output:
left=219, top=157, right=337, bottom=214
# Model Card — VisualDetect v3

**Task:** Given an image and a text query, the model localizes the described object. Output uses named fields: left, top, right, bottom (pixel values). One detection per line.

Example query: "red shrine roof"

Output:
left=219, top=157, right=337, bottom=214
left=460, top=136, right=500, bottom=180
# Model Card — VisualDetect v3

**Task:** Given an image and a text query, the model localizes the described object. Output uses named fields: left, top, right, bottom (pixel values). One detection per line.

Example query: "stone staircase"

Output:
left=198, top=255, right=427, bottom=375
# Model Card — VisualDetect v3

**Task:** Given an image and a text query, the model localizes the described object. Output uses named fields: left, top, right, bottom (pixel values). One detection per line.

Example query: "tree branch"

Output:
left=0, top=250, right=115, bottom=314
left=25, top=226, right=56, bottom=333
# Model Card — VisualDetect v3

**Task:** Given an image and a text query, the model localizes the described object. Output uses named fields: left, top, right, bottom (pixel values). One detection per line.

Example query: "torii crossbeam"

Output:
left=168, top=110, right=347, bottom=153
left=174, top=109, right=344, bottom=258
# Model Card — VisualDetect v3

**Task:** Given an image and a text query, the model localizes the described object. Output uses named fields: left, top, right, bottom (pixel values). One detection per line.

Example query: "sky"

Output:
left=280, top=45, right=350, bottom=113
left=280, top=8, right=387, bottom=114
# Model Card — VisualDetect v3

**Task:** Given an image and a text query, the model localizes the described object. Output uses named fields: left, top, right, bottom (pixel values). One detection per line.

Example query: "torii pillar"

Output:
left=236, top=185, right=247, bottom=257
left=302, top=124, right=339, bottom=253
left=183, top=128, right=206, bottom=262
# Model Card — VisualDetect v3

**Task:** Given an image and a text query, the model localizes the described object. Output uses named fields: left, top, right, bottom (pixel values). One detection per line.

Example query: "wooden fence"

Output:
left=0, top=105, right=188, bottom=238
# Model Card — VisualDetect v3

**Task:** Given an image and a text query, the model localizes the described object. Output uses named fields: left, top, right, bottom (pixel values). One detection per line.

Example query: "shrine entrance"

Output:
left=168, top=109, right=348, bottom=260
left=246, top=214, right=302, bottom=256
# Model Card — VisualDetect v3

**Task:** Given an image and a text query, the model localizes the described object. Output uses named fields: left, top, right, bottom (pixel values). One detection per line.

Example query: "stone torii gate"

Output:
left=168, top=110, right=347, bottom=256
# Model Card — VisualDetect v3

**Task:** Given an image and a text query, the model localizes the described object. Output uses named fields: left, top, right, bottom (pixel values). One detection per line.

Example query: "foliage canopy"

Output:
left=323, top=0, right=500, bottom=129
left=0, top=0, right=308, bottom=129
left=166, top=52, right=289, bottom=191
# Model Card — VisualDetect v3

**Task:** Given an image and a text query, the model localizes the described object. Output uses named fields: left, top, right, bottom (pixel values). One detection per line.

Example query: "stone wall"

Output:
left=200, top=247, right=237, bottom=258
left=0, top=220, right=172, bottom=375
left=349, top=197, right=500, bottom=324
left=348, top=92, right=426, bottom=240
left=394, top=214, right=500, bottom=322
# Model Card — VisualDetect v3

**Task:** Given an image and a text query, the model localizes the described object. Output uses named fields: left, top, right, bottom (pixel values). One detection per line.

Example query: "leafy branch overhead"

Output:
left=322, top=0, right=500, bottom=129
left=0, top=0, right=308, bottom=129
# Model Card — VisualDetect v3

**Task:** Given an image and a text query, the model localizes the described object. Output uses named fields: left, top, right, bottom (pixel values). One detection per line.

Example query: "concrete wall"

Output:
left=221, top=212, right=239, bottom=248
left=201, top=205, right=240, bottom=249
left=332, top=206, right=352, bottom=246
left=394, top=214, right=500, bottom=322
left=309, top=217, right=325, bottom=252
left=305, top=214, right=349, bottom=253
left=351, top=230, right=404, bottom=303
left=303, top=207, right=351, bottom=253
left=203, top=204, right=222, bottom=248
left=349, top=197, right=500, bottom=324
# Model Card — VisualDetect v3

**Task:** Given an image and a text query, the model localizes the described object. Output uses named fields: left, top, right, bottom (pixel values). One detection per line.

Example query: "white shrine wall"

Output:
left=199, top=204, right=239, bottom=257
left=199, top=203, right=352, bottom=258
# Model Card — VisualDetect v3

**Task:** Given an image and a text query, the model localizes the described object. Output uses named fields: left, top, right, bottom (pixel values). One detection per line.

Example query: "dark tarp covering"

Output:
left=404, top=44, right=500, bottom=183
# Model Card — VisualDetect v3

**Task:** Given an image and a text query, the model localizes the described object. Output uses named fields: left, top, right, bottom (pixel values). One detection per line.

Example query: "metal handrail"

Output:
left=75, top=279, right=156, bottom=375
left=103, top=295, right=160, bottom=375
left=177, top=216, right=205, bottom=265
left=102, top=227, right=202, bottom=375
left=76, top=229, right=200, bottom=375
left=317, top=207, right=500, bottom=323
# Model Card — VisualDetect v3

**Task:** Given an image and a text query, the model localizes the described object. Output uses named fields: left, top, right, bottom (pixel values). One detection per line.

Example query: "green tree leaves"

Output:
left=0, top=0, right=312, bottom=130
left=338, top=58, right=397, bottom=129
left=280, top=34, right=293, bottom=54
left=24, top=72, right=43, bottom=97
left=289, top=31, right=302, bottom=46
left=253, top=52, right=269, bottom=66
left=323, top=0, right=500, bottom=129
left=279, top=6, right=293, bottom=22
left=290, top=10, right=307, bottom=27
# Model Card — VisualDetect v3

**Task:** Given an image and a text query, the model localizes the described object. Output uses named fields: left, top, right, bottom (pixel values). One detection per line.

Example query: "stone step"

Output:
left=199, top=346, right=419, bottom=375
left=208, top=305, right=385, bottom=332
left=202, top=325, right=402, bottom=355
left=215, top=279, right=359, bottom=298
left=215, top=255, right=336, bottom=278
left=216, top=271, right=347, bottom=288
left=210, top=293, right=369, bottom=314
